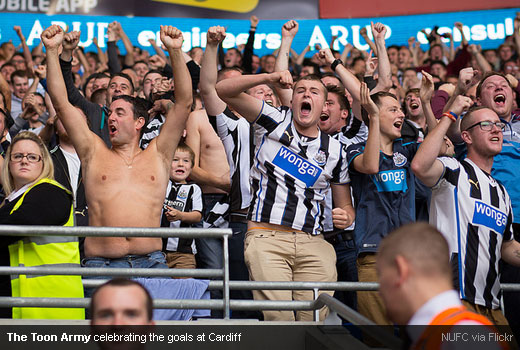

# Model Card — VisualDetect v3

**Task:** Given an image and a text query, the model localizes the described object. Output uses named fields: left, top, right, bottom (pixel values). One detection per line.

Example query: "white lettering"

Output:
left=350, top=25, right=369, bottom=51
left=56, top=0, right=69, bottom=12
left=330, top=25, right=349, bottom=51
left=487, top=23, right=505, bottom=40
left=138, top=30, right=156, bottom=47
left=27, top=19, right=44, bottom=46
left=265, top=33, right=280, bottom=50
left=308, top=25, right=328, bottom=49
left=222, top=32, right=235, bottom=49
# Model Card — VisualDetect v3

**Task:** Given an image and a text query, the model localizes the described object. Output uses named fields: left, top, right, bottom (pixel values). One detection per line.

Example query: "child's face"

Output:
left=170, top=150, right=193, bottom=182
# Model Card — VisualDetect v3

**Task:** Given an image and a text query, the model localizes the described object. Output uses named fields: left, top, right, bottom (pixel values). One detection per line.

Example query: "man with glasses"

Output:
left=411, top=104, right=520, bottom=324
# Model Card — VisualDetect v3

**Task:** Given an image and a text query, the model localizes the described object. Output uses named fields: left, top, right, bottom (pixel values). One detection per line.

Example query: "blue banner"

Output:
left=0, top=8, right=517, bottom=57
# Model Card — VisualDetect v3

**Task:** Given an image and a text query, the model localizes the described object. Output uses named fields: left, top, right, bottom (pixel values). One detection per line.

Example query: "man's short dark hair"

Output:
left=83, top=72, right=110, bottom=94
left=91, top=88, right=108, bottom=106
left=111, top=95, right=149, bottom=136
left=110, top=72, right=135, bottom=94
left=326, top=84, right=350, bottom=113
left=143, top=69, right=168, bottom=83
left=302, top=59, right=321, bottom=77
left=217, top=66, right=243, bottom=82
left=476, top=71, right=511, bottom=98
left=430, top=60, right=447, bottom=69
left=361, top=92, right=398, bottom=126
left=11, top=69, right=28, bottom=81
left=90, top=278, right=153, bottom=321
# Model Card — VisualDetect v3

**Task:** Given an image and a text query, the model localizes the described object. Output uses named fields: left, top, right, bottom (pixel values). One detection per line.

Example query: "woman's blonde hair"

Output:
left=1, top=131, right=54, bottom=196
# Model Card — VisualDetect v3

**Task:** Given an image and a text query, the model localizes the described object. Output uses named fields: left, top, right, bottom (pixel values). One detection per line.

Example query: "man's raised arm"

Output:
left=200, top=26, right=227, bottom=116
left=216, top=71, right=292, bottom=123
left=274, top=20, right=298, bottom=107
left=42, top=25, right=96, bottom=162
left=370, top=22, right=392, bottom=94
left=154, top=26, right=192, bottom=162
left=411, top=95, right=472, bottom=187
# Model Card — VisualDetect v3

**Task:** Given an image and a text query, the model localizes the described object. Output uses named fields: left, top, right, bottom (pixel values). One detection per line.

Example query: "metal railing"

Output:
left=1, top=225, right=519, bottom=323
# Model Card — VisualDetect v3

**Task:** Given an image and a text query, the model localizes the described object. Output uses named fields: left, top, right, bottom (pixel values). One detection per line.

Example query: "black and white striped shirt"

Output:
left=161, top=181, right=203, bottom=254
left=430, top=157, right=514, bottom=309
left=140, top=114, right=165, bottom=149
left=322, top=117, right=368, bottom=231
left=249, top=103, right=349, bottom=235
left=210, top=108, right=254, bottom=213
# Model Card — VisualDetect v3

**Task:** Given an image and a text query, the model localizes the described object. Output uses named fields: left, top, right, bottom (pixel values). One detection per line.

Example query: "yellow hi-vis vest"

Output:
left=8, top=178, right=84, bottom=319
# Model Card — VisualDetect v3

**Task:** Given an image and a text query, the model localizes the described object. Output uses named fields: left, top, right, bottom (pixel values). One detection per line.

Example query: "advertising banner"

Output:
left=0, top=8, right=517, bottom=58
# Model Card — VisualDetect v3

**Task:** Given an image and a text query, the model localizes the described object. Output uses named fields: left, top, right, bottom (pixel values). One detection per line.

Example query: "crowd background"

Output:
left=0, top=5, right=518, bottom=337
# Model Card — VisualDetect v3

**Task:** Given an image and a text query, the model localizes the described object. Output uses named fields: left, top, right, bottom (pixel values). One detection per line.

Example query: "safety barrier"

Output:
left=0, top=225, right=519, bottom=324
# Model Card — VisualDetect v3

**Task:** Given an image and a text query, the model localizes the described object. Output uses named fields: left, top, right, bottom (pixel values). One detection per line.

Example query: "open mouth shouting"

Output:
left=393, top=119, right=403, bottom=130
left=493, top=93, right=506, bottom=106
left=320, top=112, right=329, bottom=121
left=410, top=101, right=420, bottom=110
left=300, top=101, right=312, bottom=117
left=109, top=124, right=118, bottom=136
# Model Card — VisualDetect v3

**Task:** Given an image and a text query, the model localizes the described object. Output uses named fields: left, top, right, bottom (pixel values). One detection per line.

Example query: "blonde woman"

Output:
left=0, top=131, right=84, bottom=319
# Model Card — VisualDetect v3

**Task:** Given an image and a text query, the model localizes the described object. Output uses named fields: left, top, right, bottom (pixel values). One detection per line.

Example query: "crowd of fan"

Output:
left=0, top=13, right=519, bottom=329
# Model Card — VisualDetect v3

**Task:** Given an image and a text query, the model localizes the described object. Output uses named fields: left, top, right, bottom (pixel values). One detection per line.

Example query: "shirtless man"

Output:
left=43, top=25, right=191, bottom=262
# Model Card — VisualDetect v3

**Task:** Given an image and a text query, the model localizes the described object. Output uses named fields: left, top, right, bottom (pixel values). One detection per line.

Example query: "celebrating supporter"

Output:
left=412, top=103, right=520, bottom=325
left=43, top=24, right=192, bottom=287
left=216, top=66, right=354, bottom=321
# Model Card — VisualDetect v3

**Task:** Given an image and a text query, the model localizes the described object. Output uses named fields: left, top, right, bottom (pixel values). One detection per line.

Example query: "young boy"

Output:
left=161, top=143, right=203, bottom=269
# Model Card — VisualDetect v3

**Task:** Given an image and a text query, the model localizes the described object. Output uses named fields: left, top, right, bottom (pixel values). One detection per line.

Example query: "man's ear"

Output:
left=461, top=130, right=472, bottom=145
left=340, top=109, right=349, bottom=121
left=136, top=116, right=145, bottom=130
left=395, top=255, right=410, bottom=286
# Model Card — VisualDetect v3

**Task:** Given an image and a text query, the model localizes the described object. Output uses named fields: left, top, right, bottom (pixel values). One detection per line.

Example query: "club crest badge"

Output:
left=314, top=150, right=327, bottom=166
left=393, top=152, right=407, bottom=167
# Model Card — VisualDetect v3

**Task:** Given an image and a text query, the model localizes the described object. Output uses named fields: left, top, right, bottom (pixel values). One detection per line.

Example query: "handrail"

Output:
left=0, top=225, right=232, bottom=319
left=315, top=294, right=402, bottom=350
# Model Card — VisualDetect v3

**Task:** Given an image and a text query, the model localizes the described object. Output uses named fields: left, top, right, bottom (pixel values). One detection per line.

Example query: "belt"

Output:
left=323, top=230, right=354, bottom=244
left=229, top=212, right=248, bottom=223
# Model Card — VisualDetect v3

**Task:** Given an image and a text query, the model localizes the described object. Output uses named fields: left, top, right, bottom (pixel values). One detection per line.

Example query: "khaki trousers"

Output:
left=244, top=229, right=337, bottom=321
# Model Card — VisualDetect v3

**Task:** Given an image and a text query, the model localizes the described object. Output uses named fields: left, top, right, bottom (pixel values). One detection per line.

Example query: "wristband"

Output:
left=250, top=26, right=257, bottom=30
left=442, top=111, right=458, bottom=122
left=331, top=59, right=343, bottom=72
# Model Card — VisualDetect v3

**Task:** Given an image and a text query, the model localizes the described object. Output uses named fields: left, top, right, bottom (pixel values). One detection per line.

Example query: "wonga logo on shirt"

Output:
left=272, top=146, right=322, bottom=187
left=472, top=201, right=507, bottom=235
left=371, top=169, right=408, bottom=192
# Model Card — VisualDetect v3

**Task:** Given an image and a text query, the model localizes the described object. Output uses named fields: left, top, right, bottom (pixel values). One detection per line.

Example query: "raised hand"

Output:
left=269, top=70, right=293, bottom=90
left=365, top=50, right=378, bottom=76
left=360, top=82, right=379, bottom=117
left=41, top=25, right=64, bottom=51
left=63, top=31, right=80, bottom=51
left=282, top=20, right=299, bottom=39
left=360, top=27, right=368, bottom=37
left=457, top=67, right=479, bottom=93
left=206, top=26, right=226, bottom=45
left=371, top=22, right=387, bottom=41
left=450, top=95, right=473, bottom=116
left=149, top=54, right=166, bottom=70
left=420, top=70, right=434, bottom=102
left=34, top=65, right=47, bottom=80
left=250, top=15, right=259, bottom=28
left=148, top=99, right=174, bottom=118
left=13, top=26, right=23, bottom=38
left=317, top=48, right=336, bottom=66
left=160, top=25, right=183, bottom=51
